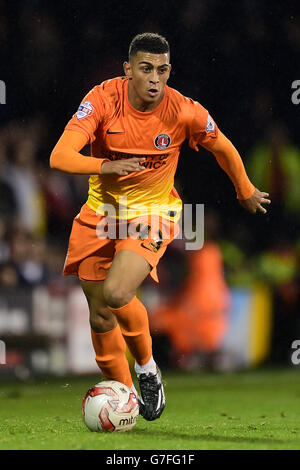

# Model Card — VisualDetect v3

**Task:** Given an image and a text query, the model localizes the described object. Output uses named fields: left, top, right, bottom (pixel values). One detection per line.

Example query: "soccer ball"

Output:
left=82, top=380, right=139, bottom=432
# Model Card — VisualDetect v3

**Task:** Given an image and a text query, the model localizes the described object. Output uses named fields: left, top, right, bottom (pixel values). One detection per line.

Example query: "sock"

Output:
left=134, top=355, right=157, bottom=376
left=107, top=296, right=152, bottom=367
left=90, top=325, right=133, bottom=388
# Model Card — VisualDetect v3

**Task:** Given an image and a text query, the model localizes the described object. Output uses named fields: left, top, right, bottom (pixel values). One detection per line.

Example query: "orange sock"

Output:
left=108, top=296, right=152, bottom=366
left=90, top=325, right=133, bottom=388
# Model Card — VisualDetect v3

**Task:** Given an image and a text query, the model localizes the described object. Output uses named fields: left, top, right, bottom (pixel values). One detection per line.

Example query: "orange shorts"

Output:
left=63, top=204, right=179, bottom=283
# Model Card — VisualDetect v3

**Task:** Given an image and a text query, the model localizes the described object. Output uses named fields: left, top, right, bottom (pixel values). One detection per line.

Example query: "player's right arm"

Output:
left=50, top=85, right=145, bottom=176
left=50, top=130, right=107, bottom=174
left=50, top=130, right=145, bottom=176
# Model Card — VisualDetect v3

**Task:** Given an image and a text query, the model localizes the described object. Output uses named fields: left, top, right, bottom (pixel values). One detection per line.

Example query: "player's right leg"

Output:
left=63, top=205, right=137, bottom=392
left=80, top=280, right=134, bottom=391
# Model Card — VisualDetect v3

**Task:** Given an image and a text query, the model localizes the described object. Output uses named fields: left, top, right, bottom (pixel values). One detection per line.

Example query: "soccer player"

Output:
left=50, top=32, right=270, bottom=421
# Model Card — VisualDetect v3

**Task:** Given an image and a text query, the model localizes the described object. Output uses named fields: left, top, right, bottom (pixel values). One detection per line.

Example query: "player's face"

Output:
left=124, top=51, right=171, bottom=111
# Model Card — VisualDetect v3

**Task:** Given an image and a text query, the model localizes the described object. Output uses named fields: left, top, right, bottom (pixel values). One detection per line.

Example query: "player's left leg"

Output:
left=102, top=249, right=166, bottom=421
left=102, top=249, right=152, bottom=366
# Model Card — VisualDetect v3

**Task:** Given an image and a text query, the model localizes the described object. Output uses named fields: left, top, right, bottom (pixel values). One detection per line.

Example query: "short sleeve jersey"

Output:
left=65, top=76, right=218, bottom=221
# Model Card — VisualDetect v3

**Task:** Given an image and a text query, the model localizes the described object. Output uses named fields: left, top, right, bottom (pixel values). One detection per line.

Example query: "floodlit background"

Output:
left=0, top=0, right=300, bottom=379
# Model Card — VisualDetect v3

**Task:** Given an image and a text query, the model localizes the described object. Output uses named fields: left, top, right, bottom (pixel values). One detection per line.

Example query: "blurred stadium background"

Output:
left=0, top=0, right=300, bottom=380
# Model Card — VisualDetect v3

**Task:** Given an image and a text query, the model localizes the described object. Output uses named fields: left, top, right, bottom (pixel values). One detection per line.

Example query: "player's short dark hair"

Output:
left=129, top=33, right=170, bottom=59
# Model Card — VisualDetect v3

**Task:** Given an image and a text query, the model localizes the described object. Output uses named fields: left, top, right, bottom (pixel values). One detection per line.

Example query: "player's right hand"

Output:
left=101, top=157, right=146, bottom=176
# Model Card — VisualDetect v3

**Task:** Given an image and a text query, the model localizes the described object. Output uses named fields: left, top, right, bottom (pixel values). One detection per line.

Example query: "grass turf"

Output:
left=0, top=368, right=299, bottom=450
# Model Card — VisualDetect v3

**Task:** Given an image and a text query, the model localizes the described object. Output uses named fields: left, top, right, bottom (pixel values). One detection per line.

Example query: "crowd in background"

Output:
left=0, top=0, right=299, bottom=366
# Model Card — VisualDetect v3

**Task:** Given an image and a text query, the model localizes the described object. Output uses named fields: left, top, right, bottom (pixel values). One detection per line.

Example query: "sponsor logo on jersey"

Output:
left=76, top=101, right=94, bottom=120
left=154, top=134, right=171, bottom=150
left=206, top=114, right=215, bottom=133
left=103, top=150, right=169, bottom=170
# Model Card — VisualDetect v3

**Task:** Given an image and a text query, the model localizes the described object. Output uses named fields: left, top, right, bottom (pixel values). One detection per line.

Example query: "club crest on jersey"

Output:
left=154, top=134, right=171, bottom=150
left=76, top=101, right=94, bottom=120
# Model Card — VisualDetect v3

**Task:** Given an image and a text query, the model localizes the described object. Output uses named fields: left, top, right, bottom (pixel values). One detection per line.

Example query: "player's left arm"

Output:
left=207, top=130, right=271, bottom=214
left=186, top=99, right=270, bottom=214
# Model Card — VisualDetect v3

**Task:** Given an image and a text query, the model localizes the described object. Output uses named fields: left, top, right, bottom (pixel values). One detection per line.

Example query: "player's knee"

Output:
left=102, top=282, right=134, bottom=309
left=89, top=310, right=116, bottom=333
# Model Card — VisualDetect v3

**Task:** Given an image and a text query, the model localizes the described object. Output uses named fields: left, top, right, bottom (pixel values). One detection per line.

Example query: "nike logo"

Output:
left=106, top=130, right=124, bottom=134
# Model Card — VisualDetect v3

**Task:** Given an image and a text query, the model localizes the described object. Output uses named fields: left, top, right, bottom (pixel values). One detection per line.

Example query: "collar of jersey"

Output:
left=124, top=78, right=168, bottom=118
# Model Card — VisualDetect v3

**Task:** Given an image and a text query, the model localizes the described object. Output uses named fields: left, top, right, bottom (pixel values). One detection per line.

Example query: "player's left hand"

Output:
left=239, top=188, right=271, bottom=214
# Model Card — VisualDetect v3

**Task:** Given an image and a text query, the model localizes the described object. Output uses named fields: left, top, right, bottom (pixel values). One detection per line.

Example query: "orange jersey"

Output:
left=65, top=76, right=218, bottom=221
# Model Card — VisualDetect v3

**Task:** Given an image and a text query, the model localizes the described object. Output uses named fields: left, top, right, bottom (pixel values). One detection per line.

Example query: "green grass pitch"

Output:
left=0, top=368, right=299, bottom=450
